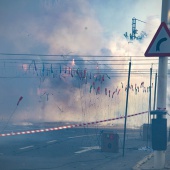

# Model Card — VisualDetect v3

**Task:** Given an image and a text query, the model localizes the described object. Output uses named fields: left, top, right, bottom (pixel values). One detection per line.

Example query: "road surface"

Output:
left=0, top=123, right=151, bottom=170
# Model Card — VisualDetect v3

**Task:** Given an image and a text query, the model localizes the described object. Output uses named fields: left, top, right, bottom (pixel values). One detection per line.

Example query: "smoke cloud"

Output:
left=0, top=0, right=165, bottom=127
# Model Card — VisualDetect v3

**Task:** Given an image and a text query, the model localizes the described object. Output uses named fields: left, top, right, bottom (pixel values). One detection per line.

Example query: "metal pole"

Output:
left=149, top=67, right=152, bottom=124
left=122, top=61, right=131, bottom=157
left=147, top=67, right=152, bottom=148
left=154, top=0, right=169, bottom=168
left=153, top=72, right=157, bottom=111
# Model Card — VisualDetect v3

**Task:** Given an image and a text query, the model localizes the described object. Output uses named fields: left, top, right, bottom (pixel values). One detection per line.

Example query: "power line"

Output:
left=0, top=59, right=159, bottom=62
left=0, top=53, right=158, bottom=58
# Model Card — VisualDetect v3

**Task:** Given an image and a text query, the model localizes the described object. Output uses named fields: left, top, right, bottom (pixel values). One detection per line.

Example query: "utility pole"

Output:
left=154, top=0, right=169, bottom=168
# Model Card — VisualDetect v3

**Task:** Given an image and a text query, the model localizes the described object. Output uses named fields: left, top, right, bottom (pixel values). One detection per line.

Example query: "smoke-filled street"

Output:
left=0, top=0, right=169, bottom=169
left=0, top=123, right=152, bottom=170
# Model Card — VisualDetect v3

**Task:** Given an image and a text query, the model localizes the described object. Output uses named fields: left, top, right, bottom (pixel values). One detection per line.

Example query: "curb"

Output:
left=132, top=152, right=154, bottom=170
left=133, top=142, right=170, bottom=170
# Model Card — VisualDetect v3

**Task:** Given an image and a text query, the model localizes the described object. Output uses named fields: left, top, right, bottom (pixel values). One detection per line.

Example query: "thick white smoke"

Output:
left=0, top=0, right=165, bottom=128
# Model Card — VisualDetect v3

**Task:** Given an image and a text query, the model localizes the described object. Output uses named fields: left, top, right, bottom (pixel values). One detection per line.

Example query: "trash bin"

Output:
left=142, top=123, right=151, bottom=141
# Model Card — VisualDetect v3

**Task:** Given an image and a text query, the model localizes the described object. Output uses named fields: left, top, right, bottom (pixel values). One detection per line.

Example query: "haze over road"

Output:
left=0, top=123, right=151, bottom=170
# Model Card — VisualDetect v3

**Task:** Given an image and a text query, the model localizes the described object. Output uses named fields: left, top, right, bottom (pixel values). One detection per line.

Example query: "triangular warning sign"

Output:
left=145, top=22, right=170, bottom=57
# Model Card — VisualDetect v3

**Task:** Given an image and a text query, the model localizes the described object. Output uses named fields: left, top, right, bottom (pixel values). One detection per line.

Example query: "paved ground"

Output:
left=4, top=123, right=170, bottom=170
left=0, top=124, right=154, bottom=170
left=133, top=142, right=170, bottom=170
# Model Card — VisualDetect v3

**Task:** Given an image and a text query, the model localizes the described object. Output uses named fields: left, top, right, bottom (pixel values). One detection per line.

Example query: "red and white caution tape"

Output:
left=0, top=111, right=148, bottom=137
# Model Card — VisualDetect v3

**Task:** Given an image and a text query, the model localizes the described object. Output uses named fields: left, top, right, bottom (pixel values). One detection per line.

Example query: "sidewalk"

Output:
left=133, top=143, right=170, bottom=170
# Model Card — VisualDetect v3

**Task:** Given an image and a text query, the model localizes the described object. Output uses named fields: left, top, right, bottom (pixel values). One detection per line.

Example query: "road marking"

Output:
left=75, top=146, right=100, bottom=154
left=46, top=140, right=57, bottom=144
left=19, top=145, right=34, bottom=150
left=68, top=134, right=99, bottom=139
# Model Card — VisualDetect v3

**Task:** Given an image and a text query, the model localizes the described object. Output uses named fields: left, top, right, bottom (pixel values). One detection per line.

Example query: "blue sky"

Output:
left=89, top=0, right=161, bottom=35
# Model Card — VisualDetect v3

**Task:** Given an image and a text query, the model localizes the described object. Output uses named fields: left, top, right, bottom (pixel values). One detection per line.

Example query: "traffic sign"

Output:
left=145, top=22, right=170, bottom=57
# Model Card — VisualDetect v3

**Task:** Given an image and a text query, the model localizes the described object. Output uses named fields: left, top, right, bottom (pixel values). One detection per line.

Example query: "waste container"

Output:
left=152, top=118, right=167, bottom=150
left=142, top=123, right=151, bottom=141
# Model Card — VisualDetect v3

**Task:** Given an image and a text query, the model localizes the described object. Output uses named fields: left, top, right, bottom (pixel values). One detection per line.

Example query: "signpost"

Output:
left=145, top=22, right=170, bottom=57
left=144, top=0, right=170, bottom=168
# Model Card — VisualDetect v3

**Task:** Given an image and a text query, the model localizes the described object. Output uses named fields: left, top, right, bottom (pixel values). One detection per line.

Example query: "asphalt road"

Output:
left=0, top=123, right=151, bottom=170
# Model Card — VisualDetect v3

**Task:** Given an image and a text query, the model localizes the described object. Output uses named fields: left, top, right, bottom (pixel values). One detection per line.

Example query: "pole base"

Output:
left=154, top=151, right=166, bottom=169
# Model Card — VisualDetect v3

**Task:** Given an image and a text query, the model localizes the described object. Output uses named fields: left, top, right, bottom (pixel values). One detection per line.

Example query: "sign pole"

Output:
left=154, top=0, right=169, bottom=168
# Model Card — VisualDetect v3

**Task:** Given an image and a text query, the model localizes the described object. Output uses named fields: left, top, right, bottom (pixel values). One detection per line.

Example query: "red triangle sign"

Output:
left=145, top=22, right=170, bottom=57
